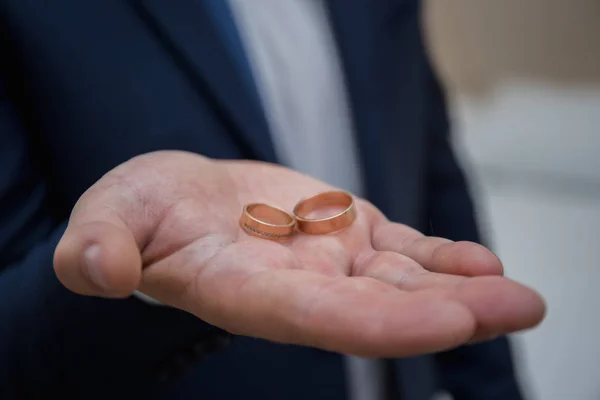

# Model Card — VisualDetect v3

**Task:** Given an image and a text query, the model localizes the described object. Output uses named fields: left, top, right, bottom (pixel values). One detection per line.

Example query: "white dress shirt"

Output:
left=227, top=1, right=384, bottom=399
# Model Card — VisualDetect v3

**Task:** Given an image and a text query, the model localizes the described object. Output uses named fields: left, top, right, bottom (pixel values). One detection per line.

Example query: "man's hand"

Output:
left=54, top=151, right=545, bottom=358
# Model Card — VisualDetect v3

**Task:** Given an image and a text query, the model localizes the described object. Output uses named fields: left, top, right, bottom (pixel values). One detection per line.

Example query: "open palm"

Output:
left=54, top=151, right=545, bottom=357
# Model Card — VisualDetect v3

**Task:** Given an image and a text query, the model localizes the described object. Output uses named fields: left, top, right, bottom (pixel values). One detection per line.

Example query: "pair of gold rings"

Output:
left=239, top=191, right=357, bottom=241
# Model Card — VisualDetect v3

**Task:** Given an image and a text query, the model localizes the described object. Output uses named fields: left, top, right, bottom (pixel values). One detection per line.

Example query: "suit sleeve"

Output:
left=422, top=56, right=525, bottom=400
left=0, top=74, right=229, bottom=399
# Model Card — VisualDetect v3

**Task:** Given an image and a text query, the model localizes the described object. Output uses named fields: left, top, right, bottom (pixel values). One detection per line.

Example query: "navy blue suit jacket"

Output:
left=0, top=1, right=523, bottom=399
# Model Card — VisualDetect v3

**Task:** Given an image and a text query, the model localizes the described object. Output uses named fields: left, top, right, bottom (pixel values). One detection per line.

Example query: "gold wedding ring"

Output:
left=240, top=203, right=296, bottom=241
left=293, top=191, right=357, bottom=235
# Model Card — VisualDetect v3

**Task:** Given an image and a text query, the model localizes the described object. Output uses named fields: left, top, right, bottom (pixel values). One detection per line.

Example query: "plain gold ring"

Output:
left=293, top=191, right=357, bottom=235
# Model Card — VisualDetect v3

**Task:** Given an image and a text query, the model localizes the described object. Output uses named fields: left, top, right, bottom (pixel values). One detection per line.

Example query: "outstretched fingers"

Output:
left=372, top=222, right=504, bottom=277
left=161, top=241, right=477, bottom=358
left=355, top=250, right=546, bottom=340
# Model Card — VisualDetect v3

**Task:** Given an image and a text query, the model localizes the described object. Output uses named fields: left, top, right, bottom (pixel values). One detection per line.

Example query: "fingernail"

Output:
left=84, top=245, right=109, bottom=289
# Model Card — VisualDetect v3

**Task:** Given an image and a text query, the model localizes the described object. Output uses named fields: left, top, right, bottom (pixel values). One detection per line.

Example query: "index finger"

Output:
left=371, top=222, right=504, bottom=277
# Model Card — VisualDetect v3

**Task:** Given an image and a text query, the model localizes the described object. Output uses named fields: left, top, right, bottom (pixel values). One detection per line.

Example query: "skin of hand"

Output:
left=53, top=151, right=545, bottom=358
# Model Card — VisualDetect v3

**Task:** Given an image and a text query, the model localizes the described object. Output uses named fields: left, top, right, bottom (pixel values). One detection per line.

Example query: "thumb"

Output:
left=54, top=219, right=142, bottom=297
left=54, top=220, right=142, bottom=297
left=52, top=153, right=186, bottom=298
left=52, top=170, right=150, bottom=298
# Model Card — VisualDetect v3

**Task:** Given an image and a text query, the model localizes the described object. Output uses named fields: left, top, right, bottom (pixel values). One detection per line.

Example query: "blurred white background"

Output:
left=426, top=1, right=600, bottom=399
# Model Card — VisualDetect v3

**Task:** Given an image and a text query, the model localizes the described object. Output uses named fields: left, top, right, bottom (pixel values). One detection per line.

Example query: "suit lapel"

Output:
left=324, top=0, right=388, bottom=207
left=325, top=0, right=426, bottom=227
left=134, top=0, right=277, bottom=162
